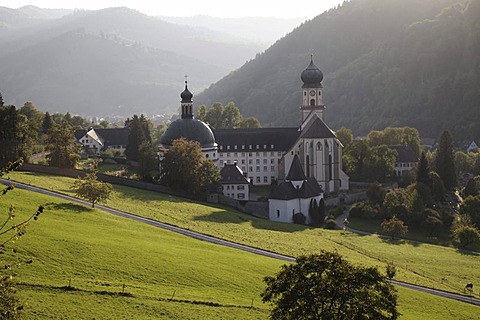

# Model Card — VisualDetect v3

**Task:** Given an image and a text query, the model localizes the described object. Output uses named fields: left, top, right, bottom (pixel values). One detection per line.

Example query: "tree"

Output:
left=205, top=103, right=224, bottom=128
left=125, top=114, right=150, bottom=162
left=367, top=181, right=386, bottom=206
left=435, top=130, right=457, bottom=189
left=261, top=251, right=398, bottom=320
left=422, top=210, right=443, bottom=236
left=196, top=104, right=207, bottom=122
left=429, top=171, right=445, bottom=202
left=46, top=120, right=80, bottom=168
left=459, top=195, right=480, bottom=228
left=138, top=142, right=159, bottom=182
left=381, top=216, right=408, bottom=240
left=452, top=226, right=480, bottom=250
left=463, top=178, right=478, bottom=198
left=239, top=116, right=261, bottom=128
left=160, top=138, right=220, bottom=195
left=41, top=112, right=54, bottom=134
left=222, top=102, right=242, bottom=128
left=416, top=152, right=430, bottom=185
left=335, top=127, right=353, bottom=147
left=72, top=172, right=113, bottom=208
left=0, top=105, right=23, bottom=167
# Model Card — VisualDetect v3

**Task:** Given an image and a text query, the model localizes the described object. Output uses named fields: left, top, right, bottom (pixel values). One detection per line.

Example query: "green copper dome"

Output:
left=301, top=56, right=323, bottom=87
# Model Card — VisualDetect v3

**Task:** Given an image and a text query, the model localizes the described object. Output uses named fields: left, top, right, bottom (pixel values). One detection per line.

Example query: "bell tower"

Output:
left=300, top=55, right=325, bottom=123
left=180, top=76, right=194, bottom=119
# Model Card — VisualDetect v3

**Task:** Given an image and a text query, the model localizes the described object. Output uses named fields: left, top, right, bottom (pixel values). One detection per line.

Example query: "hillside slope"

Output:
left=196, top=0, right=480, bottom=140
left=0, top=7, right=262, bottom=116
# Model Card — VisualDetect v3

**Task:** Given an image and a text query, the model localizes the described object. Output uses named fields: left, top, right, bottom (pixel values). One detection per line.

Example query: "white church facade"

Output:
left=159, top=56, right=349, bottom=194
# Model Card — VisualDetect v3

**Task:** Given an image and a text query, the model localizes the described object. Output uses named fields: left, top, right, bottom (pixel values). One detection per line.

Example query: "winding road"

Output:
left=2, top=178, right=479, bottom=307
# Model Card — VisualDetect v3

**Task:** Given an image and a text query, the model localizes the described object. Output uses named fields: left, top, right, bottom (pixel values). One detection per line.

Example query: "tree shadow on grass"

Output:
left=193, top=210, right=311, bottom=233
left=44, top=202, right=91, bottom=213
left=455, top=247, right=480, bottom=256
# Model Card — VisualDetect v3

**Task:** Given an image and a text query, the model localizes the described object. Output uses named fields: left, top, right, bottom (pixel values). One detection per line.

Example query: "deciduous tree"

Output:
left=72, top=172, right=113, bottom=208
left=261, top=251, right=398, bottom=320
left=46, top=120, right=80, bottom=168
left=335, top=127, right=353, bottom=147
left=160, top=138, right=220, bottom=195
left=381, top=216, right=408, bottom=240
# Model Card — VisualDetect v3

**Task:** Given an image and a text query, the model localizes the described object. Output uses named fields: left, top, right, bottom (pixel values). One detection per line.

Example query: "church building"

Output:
left=159, top=56, right=349, bottom=194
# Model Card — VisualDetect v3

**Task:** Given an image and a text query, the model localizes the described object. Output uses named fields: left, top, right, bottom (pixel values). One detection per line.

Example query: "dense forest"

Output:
left=196, top=0, right=480, bottom=141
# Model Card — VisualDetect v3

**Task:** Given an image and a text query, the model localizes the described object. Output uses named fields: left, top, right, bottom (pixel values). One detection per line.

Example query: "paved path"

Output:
left=2, top=179, right=479, bottom=306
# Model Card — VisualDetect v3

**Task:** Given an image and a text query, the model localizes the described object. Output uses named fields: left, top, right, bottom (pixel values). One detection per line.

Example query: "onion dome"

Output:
left=301, top=55, right=323, bottom=87
left=160, top=118, right=216, bottom=149
left=180, top=81, right=193, bottom=103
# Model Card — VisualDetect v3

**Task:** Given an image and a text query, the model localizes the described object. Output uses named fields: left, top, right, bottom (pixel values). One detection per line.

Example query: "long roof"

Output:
left=75, top=128, right=130, bottom=146
left=213, top=127, right=300, bottom=151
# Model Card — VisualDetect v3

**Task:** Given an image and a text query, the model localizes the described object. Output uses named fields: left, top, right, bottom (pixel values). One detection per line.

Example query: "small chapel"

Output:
left=159, top=56, right=349, bottom=196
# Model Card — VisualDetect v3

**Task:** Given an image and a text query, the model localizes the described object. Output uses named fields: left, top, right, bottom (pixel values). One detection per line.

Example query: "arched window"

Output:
left=316, top=142, right=322, bottom=151
left=310, top=99, right=315, bottom=106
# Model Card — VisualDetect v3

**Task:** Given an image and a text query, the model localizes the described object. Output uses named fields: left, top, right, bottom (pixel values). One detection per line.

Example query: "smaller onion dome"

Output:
left=181, top=81, right=193, bottom=103
left=301, top=56, right=323, bottom=87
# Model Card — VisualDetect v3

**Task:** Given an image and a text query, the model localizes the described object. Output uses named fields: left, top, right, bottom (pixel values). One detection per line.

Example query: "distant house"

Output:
left=389, top=145, right=419, bottom=177
left=75, top=128, right=129, bottom=155
left=268, top=155, right=323, bottom=224
left=465, top=141, right=478, bottom=152
left=420, top=138, right=437, bottom=151
left=220, top=162, right=250, bottom=200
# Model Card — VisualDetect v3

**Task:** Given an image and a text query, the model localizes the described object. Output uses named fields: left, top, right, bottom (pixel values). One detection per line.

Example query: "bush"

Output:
left=326, top=205, right=344, bottom=218
left=293, top=212, right=306, bottom=225
left=324, top=217, right=338, bottom=230
left=452, top=226, right=480, bottom=250
left=349, top=201, right=379, bottom=219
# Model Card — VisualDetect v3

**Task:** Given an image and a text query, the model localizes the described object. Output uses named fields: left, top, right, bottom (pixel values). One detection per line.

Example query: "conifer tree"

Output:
left=416, top=151, right=430, bottom=185
left=435, top=131, right=457, bottom=190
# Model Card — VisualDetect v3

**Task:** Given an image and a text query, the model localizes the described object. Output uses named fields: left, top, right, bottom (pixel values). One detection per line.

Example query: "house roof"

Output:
left=213, top=127, right=300, bottom=152
left=389, top=145, right=419, bottom=163
left=75, top=128, right=130, bottom=147
left=220, top=163, right=249, bottom=184
left=270, top=177, right=322, bottom=200
left=286, top=155, right=307, bottom=181
left=300, top=115, right=336, bottom=139
left=270, top=154, right=322, bottom=200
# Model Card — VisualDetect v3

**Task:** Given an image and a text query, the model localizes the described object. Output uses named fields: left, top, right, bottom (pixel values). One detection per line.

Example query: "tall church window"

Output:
left=306, top=155, right=310, bottom=177
left=310, top=99, right=315, bottom=106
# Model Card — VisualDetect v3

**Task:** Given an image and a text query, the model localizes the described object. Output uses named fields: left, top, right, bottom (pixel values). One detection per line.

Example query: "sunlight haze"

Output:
left=1, top=0, right=345, bottom=18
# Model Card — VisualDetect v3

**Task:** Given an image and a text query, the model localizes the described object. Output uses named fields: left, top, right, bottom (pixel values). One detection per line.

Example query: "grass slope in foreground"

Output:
left=0, top=189, right=478, bottom=319
left=9, top=172, right=480, bottom=295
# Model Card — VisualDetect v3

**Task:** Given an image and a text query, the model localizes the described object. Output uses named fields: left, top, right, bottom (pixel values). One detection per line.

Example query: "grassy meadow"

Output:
left=1, top=172, right=479, bottom=318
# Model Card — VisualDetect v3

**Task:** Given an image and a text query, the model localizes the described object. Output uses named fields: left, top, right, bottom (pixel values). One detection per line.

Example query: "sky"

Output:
left=1, top=0, right=345, bottom=19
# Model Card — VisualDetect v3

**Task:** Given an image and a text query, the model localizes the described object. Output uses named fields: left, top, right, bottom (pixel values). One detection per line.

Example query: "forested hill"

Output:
left=195, top=0, right=480, bottom=141
left=0, top=7, right=262, bottom=116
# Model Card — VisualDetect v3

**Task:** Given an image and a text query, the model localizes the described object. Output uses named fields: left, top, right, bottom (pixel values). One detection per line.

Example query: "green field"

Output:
left=2, top=172, right=479, bottom=318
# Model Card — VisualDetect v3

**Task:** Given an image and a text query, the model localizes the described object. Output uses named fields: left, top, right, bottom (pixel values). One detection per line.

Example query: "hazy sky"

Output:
left=1, top=0, right=345, bottom=19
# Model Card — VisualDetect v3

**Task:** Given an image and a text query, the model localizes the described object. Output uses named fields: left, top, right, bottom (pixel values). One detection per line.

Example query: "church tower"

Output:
left=180, top=80, right=194, bottom=119
left=300, top=55, right=325, bottom=123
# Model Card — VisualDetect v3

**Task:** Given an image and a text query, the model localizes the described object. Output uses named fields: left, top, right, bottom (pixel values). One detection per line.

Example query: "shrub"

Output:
left=452, top=225, right=480, bottom=250
left=324, top=217, right=338, bottom=230
left=293, top=212, right=306, bottom=225
left=326, top=205, right=344, bottom=218
left=349, top=201, right=379, bottom=219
